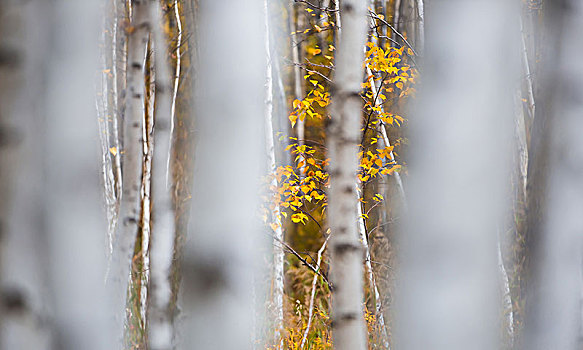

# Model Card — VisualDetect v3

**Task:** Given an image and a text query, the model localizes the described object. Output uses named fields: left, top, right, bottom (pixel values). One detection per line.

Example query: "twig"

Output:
left=295, top=0, right=339, bottom=12
left=267, top=232, right=332, bottom=288
left=369, top=10, right=418, bottom=57
left=300, top=235, right=331, bottom=349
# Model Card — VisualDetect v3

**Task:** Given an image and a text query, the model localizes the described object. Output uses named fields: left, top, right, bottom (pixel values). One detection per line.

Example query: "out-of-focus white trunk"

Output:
left=0, top=1, right=53, bottom=348
left=395, top=1, right=517, bottom=349
left=326, top=0, right=369, bottom=349
left=264, top=0, right=284, bottom=347
left=178, top=0, right=265, bottom=348
left=44, top=0, right=115, bottom=348
left=148, top=2, right=177, bottom=349
left=523, top=1, right=583, bottom=349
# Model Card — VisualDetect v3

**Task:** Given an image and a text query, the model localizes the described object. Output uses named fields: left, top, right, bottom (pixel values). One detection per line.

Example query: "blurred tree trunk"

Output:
left=178, top=0, right=265, bottom=348
left=395, top=1, right=518, bottom=350
left=264, top=0, right=285, bottom=347
left=523, top=0, right=583, bottom=348
left=148, top=2, right=177, bottom=349
left=0, top=1, right=52, bottom=348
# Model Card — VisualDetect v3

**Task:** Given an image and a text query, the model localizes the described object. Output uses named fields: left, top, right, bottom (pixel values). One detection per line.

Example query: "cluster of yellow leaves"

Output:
left=289, top=80, right=330, bottom=127
left=358, top=146, right=402, bottom=182
left=270, top=142, right=329, bottom=225
left=364, top=41, right=418, bottom=98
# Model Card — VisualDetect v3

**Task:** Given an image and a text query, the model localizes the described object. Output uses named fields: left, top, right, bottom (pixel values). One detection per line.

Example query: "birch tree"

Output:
left=0, top=2, right=53, bottom=348
left=178, top=0, right=265, bottom=348
left=109, top=0, right=150, bottom=344
left=326, top=0, right=369, bottom=349
left=148, top=1, right=177, bottom=349
left=523, top=0, right=583, bottom=348
left=264, top=0, right=285, bottom=347
left=44, top=1, right=116, bottom=347
left=395, top=1, right=518, bottom=350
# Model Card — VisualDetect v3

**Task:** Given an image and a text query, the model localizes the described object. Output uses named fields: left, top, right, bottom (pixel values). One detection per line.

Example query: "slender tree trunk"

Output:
left=264, top=0, right=285, bottom=347
left=326, top=1, right=369, bottom=349
left=0, top=1, right=53, bottom=348
left=290, top=0, right=305, bottom=166
left=110, top=0, right=150, bottom=344
left=148, top=2, right=177, bottom=349
left=178, top=0, right=265, bottom=348
left=45, top=0, right=116, bottom=348
left=356, top=189, right=389, bottom=347
left=523, top=1, right=583, bottom=348
left=395, top=1, right=518, bottom=349
left=414, top=0, right=424, bottom=56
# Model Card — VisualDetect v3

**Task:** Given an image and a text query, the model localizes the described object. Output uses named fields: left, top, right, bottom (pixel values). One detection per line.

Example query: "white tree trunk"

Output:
left=264, top=0, right=285, bottom=347
left=0, top=1, right=53, bottom=348
left=178, top=0, right=265, bottom=348
left=519, top=16, right=535, bottom=121
left=395, top=1, right=518, bottom=350
left=356, top=190, right=389, bottom=347
left=326, top=0, right=369, bottom=349
left=523, top=1, right=583, bottom=348
left=147, top=2, right=177, bottom=349
left=415, top=0, right=424, bottom=56
left=109, top=0, right=150, bottom=344
left=44, top=0, right=116, bottom=348
left=289, top=0, right=306, bottom=169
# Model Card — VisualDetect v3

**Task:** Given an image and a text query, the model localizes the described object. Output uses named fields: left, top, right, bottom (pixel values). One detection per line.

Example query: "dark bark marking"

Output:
left=1, top=287, right=27, bottom=313
left=334, top=242, right=361, bottom=254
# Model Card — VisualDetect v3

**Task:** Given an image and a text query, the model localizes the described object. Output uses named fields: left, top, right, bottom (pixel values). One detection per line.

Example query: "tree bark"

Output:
left=45, top=0, right=116, bottom=348
left=178, top=0, right=265, bottom=348
left=395, top=1, right=518, bottom=349
left=0, top=1, right=53, bottom=348
left=264, top=0, right=285, bottom=347
left=109, top=0, right=150, bottom=344
left=326, top=0, right=369, bottom=349
left=523, top=1, right=583, bottom=348
left=148, top=2, right=177, bottom=349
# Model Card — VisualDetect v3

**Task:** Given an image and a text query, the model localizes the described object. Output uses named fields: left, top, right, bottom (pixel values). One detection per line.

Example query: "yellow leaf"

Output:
left=396, top=82, right=404, bottom=89
left=109, top=147, right=117, bottom=156
left=307, top=47, right=322, bottom=55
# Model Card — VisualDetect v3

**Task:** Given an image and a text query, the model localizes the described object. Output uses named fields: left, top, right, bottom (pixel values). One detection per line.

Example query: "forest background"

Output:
left=0, top=0, right=582, bottom=349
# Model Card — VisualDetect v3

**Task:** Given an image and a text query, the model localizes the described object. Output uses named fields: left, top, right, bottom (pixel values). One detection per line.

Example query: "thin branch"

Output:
left=369, top=10, right=418, bottom=57
left=267, top=232, right=332, bottom=288
left=300, top=235, right=331, bottom=349
left=294, top=0, right=339, bottom=12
